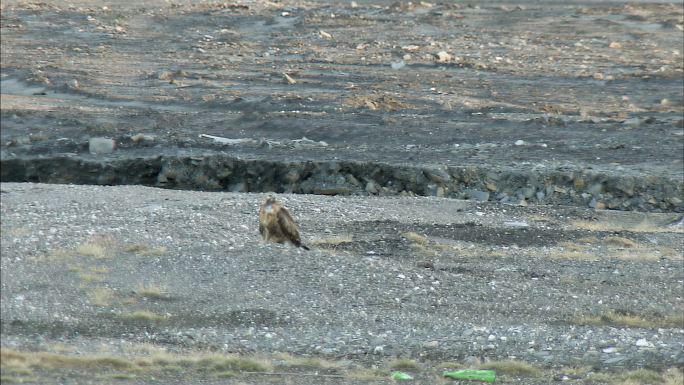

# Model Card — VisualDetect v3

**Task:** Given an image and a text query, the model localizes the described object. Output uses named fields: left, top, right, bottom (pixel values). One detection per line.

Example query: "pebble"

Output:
left=365, top=180, right=378, bottom=194
left=391, top=60, right=406, bottom=70
left=465, top=190, right=489, bottom=202
left=88, top=137, right=116, bottom=154
left=435, top=51, right=452, bottom=62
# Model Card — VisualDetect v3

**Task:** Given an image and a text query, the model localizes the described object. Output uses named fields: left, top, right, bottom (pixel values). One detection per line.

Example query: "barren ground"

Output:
left=1, top=0, right=683, bottom=384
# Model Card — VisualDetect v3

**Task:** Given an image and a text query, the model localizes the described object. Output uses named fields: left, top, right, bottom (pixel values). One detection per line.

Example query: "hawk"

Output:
left=259, top=196, right=310, bottom=250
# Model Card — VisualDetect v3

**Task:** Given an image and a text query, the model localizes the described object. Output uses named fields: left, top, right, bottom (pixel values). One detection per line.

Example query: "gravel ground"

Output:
left=1, top=183, right=683, bottom=384
left=1, top=0, right=683, bottom=210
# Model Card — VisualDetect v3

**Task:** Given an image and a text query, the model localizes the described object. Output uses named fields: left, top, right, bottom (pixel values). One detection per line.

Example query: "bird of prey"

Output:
left=259, top=196, right=309, bottom=250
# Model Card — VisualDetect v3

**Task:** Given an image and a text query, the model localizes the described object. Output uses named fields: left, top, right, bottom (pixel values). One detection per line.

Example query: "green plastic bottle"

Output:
left=442, top=369, right=496, bottom=382
left=391, top=371, right=414, bottom=380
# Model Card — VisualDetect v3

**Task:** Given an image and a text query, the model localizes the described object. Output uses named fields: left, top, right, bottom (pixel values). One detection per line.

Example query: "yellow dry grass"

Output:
left=120, top=310, right=168, bottom=322
left=135, top=283, right=169, bottom=299
left=388, top=358, right=422, bottom=371
left=0, top=348, right=273, bottom=378
left=478, top=360, right=541, bottom=377
left=403, top=232, right=429, bottom=246
left=571, top=311, right=683, bottom=329
left=87, top=287, right=116, bottom=306
left=124, top=244, right=167, bottom=256
left=570, top=219, right=683, bottom=234
left=603, top=236, right=638, bottom=248
left=665, top=368, right=684, bottom=385
left=550, top=237, right=678, bottom=261
left=346, top=367, right=386, bottom=380
left=75, top=243, right=107, bottom=258
left=272, top=352, right=342, bottom=370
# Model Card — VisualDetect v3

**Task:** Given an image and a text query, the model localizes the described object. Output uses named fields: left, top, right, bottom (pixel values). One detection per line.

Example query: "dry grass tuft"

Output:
left=571, top=219, right=683, bottom=234
left=550, top=242, right=595, bottom=260
left=346, top=367, right=386, bottom=380
left=403, top=232, right=429, bottom=246
left=88, top=287, right=116, bottom=306
left=109, top=373, right=137, bottom=380
left=273, top=353, right=342, bottom=370
left=619, top=369, right=664, bottom=384
left=215, top=370, right=237, bottom=378
left=1, top=349, right=134, bottom=371
left=120, top=310, right=168, bottom=322
left=0, top=349, right=273, bottom=379
left=135, top=283, right=170, bottom=300
left=75, top=243, right=107, bottom=258
left=665, top=368, right=684, bottom=385
left=478, top=360, right=541, bottom=377
left=124, top=244, right=167, bottom=256
left=603, top=236, right=638, bottom=248
left=194, top=354, right=272, bottom=373
left=571, top=311, right=683, bottom=329
left=388, top=358, right=422, bottom=371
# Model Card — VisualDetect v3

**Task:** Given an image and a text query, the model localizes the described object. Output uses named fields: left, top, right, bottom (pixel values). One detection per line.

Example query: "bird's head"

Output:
left=262, top=195, right=277, bottom=208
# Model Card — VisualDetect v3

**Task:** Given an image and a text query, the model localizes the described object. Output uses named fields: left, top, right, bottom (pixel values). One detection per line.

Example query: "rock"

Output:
left=668, top=196, right=683, bottom=205
left=622, top=117, right=645, bottom=128
left=604, top=356, right=626, bottom=364
left=589, top=198, right=606, bottom=209
left=346, top=174, right=361, bottom=186
left=284, top=170, right=301, bottom=183
left=535, top=191, right=545, bottom=201
left=402, top=45, right=420, bottom=52
left=319, top=30, right=332, bottom=39
left=435, top=51, right=451, bottom=62
left=465, top=190, right=489, bottom=202
left=423, top=340, right=439, bottom=349
left=613, top=177, right=635, bottom=196
left=131, top=133, right=154, bottom=142
left=636, top=338, right=653, bottom=348
left=554, top=186, right=567, bottom=194
left=229, top=182, right=247, bottom=192
left=283, top=73, right=297, bottom=85
left=587, top=183, right=604, bottom=196
left=365, top=180, right=378, bottom=194
left=424, top=168, right=451, bottom=184
left=88, top=137, right=116, bottom=154
left=485, top=181, right=498, bottom=191
left=390, top=60, right=405, bottom=70
left=314, top=187, right=350, bottom=195
left=609, top=41, right=622, bottom=49
left=517, top=187, right=536, bottom=199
